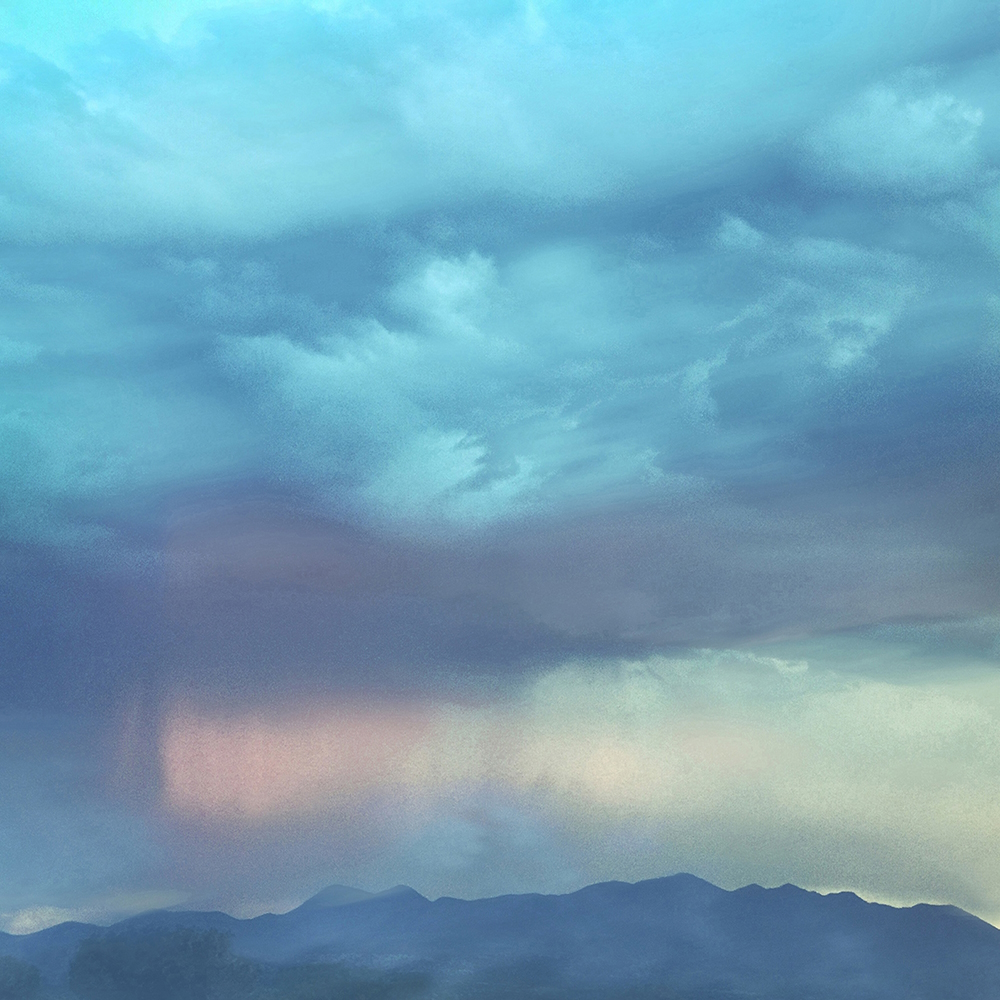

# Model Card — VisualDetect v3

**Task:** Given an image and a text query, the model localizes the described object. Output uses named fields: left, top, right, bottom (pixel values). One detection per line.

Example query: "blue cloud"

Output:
left=3, top=0, right=1000, bottom=922
left=0, top=0, right=990, bottom=239
left=0, top=0, right=996, bottom=671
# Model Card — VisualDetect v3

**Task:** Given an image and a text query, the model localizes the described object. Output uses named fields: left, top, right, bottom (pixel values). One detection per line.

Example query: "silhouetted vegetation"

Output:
left=66, top=929, right=429, bottom=1000
left=0, top=957, right=41, bottom=1000
left=68, top=929, right=255, bottom=1000
left=253, top=962, right=430, bottom=1000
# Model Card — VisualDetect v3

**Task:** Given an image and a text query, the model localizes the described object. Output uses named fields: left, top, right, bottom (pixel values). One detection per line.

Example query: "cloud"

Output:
left=0, top=0, right=996, bottom=556
left=0, top=255, right=258, bottom=547
left=132, top=644, right=1000, bottom=920
left=213, top=224, right=921, bottom=533
left=806, top=77, right=990, bottom=197
left=3, top=206, right=995, bottom=678
left=0, top=0, right=992, bottom=242
left=0, top=891, right=189, bottom=935
left=216, top=244, right=704, bottom=530
left=160, top=702, right=441, bottom=821
left=2, top=0, right=1000, bottom=925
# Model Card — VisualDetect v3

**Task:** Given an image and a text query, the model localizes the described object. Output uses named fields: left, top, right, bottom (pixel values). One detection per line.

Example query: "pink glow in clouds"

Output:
left=158, top=671, right=778, bottom=827
left=160, top=703, right=438, bottom=820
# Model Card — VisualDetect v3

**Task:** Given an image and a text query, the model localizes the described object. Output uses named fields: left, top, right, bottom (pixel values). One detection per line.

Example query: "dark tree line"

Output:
left=69, top=929, right=254, bottom=1000
left=65, top=928, right=429, bottom=1000
left=0, top=957, right=41, bottom=1000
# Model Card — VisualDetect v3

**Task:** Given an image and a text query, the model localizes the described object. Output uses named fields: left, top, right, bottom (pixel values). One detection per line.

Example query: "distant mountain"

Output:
left=4, top=874, right=1000, bottom=998
left=292, top=884, right=374, bottom=911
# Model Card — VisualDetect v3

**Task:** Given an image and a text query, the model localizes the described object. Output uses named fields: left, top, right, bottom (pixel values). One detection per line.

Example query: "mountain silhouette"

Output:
left=3, top=874, right=999, bottom=998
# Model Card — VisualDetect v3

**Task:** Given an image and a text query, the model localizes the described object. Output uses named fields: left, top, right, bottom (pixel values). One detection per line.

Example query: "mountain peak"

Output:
left=372, top=885, right=426, bottom=902
left=6, top=874, right=1000, bottom=999
left=296, top=883, right=426, bottom=913
left=296, top=884, right=374, bottom=911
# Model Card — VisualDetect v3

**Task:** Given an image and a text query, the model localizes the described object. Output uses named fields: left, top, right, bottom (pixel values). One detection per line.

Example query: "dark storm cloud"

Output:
left=4, top=0, right=1000, bottom=927
left=0, top=0, right=998, bottom=712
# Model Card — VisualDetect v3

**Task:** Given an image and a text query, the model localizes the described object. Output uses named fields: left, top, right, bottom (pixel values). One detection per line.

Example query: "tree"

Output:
left=255, top=962, right=430, bottom=1000
left=0, top=957, right=41, bottom=1000
left=68, top=928, right=255, bottom=1000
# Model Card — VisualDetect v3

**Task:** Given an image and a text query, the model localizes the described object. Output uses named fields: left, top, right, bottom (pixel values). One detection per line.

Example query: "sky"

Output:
left=1, top=0, right=1000, bottom=933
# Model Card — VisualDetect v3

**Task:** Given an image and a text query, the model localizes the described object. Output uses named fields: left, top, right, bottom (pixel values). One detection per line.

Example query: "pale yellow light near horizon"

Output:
left=161, top=673, right=779, bottom=820
left=157, top=652, right=1000, bottom=924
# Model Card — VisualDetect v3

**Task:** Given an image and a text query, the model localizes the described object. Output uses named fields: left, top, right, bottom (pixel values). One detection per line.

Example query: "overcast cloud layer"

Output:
left=1, top=0, right=1000, bottom=928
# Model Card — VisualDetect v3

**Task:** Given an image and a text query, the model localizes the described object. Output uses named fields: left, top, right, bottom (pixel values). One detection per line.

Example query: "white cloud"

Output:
left=0, top=890, right=189, bottom=934
left=361, top=431, right=541, bottom=528
left=807, top=80, right=989, bottom=197
left=0, top=1, right=991, bottom=242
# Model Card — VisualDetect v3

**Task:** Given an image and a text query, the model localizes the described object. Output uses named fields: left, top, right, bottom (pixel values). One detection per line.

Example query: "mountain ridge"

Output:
left=3, top=874, right=999, bottom=998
